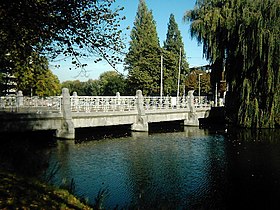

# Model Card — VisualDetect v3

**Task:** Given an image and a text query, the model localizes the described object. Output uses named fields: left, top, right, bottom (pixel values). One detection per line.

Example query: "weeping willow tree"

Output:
left=184, top=0, right=280, bottom=128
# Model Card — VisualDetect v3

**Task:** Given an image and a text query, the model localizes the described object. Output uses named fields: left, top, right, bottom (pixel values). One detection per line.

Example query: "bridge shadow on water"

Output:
left=75, top=121, right=186, bottom=143
left=148, top=120, right=185, bottom=133
left=75, top=125, right=132, bottom=143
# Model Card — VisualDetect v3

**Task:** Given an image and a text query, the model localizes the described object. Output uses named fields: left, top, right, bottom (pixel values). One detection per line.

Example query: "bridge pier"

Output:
left=184, top=112, right=199, bottom=126
left=184, top=90, right=199, bottom=126
left=131, top=90, right=148, bottom=132
left=56, top=88, right=75, bottom=139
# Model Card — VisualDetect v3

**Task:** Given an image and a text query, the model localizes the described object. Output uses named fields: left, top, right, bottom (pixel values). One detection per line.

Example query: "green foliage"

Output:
left=125, top=0, right=162, bottom=96
left=185, top=70, right=211, bottom=95
left=61, top=80, right=99, bottom=96
left=185, top=0, right=280, bottom=128
left=61, top=71, right=126, bottom=96
left=0, top=170, right=92, bottom=209
left=0, top=0, right=125, bottom=73
left=99, top=71, right=126, bottom=96
left=14, top=53, right=61, bottom=96
left=83, top=79, right=101, bottom=96
left=163, top=14, right=189, bottom=96
left=161, top=50, right=179, bottom=95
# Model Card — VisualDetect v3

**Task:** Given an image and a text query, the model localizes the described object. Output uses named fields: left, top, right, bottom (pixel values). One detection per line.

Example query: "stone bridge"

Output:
left=0, top=88, right=211, bottom=139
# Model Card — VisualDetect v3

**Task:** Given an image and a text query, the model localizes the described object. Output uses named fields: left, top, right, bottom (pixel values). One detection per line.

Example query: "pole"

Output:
left=160, top=55, right=163, bottom=101
left=176, top=47, right=182, bottom=99
left=199, top=74, right=201, bottom=104
left=198, top=73, right=202, bottom=105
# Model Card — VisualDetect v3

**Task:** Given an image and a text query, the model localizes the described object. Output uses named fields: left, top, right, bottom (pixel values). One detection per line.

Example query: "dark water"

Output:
left=45, top=127, right=280, bottom=209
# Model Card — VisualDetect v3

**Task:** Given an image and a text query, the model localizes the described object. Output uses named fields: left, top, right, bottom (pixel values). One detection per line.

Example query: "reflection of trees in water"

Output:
left=126, top=128, right=214, bottom=208
left=0, top=131, right=56, bottom=178
left=126, top=134, right=183, bottom=208
left=49, top=140, right=74, bottom=185
left=224, top=128, right=280, bottom=209
left=228, top=128, right=280, bottom=143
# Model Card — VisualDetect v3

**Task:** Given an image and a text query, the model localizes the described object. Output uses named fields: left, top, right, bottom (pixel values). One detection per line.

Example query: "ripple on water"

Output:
left=48, top=128, right=280, bottom=209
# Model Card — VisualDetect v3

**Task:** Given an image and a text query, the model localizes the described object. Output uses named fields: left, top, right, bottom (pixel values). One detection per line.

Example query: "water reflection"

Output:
left=46, top=127, right=217, bottom=208
left=224, top=128, right=280, bottom=209
left=46, top=127, right=280, bottom=209
left=126, top=129, right=227, bottom=209
left=2, top=126, right=279, bottom=209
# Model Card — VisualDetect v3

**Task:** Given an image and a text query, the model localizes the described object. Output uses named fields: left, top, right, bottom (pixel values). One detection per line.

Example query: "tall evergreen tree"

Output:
left=163, top=14, right=189, bottom=96
left=125, top=0, right=161, bottom=95
left=185, top=0, right=280, bottom=128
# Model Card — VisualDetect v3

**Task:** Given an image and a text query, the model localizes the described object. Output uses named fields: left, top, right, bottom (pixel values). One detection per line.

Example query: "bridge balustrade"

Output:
left=142, top=96, right=210, bottom=110
left=0, top=95, right=17, bottom=111
left=0, top=94, right=62, bottom=113
left=195, top=96, right=211, bottom=110
left=0, top=89, right=212, bottom=139
left=0, top=91, right=211, bottom=113
left=21, top=96, right=62, bottom=112
left=70, top=96, right=137, bottom=112
left=143, top=96, right=190, bottom=110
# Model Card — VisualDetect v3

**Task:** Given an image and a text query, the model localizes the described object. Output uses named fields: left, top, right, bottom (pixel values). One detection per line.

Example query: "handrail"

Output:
left=0, top=95, right=62, bottom=113
left=0, top=93, right=211, bottom=113
left=70, top=96, right=137, bottom=112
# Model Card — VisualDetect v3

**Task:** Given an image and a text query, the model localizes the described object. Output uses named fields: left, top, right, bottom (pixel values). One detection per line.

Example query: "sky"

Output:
left=51, top=0, right=208, bottom=82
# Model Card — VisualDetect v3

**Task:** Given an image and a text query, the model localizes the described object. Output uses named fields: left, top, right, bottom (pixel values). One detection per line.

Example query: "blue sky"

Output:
left=51, top=0, right=208, bottom=82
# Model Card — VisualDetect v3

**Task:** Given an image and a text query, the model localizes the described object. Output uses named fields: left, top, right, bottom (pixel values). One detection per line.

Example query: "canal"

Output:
left=44, top=126, right=280, bottom=209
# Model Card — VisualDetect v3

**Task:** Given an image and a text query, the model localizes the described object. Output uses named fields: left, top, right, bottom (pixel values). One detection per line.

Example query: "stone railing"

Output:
left=70, top=93, right=209, bottom=113
left=143, top=96, right=188, bottom=110
left=0, top=95, right=17, bottom=111
left=70, top=92, right=136, bottom=112
left=194, top=96, right=211, bottom=109
left=0, top=90, right=211, bottom=114
left=0, top=89, right=212, bottom=139
left=0, top=91, right=62, bottom=113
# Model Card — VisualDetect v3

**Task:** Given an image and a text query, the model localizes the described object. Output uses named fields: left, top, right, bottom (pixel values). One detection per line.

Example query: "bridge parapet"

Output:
left=0, top=89, right=212, bottom=139
left=0, top=92, right=62, bottom=113
left=0, top=90, right=210, bottom=114
left=70, top=93, right=136, bottom=113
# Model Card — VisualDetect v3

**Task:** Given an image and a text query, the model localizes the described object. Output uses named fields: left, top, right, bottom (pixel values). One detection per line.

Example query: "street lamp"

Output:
left=198, top=73, right=203, bottom=104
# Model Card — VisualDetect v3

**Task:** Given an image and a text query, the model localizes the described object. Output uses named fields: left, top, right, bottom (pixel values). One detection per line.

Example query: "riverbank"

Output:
left=0, top=169, right=92, bottom=209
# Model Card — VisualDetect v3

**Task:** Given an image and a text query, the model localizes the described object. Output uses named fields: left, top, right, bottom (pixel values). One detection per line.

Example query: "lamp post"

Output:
left=160, top=55, right=163, bottom=102
left=176, top=47, right=182, bottom=99
left=198, top=73, right=203, bottom=105
left=183, top=73, right=188, bottom=99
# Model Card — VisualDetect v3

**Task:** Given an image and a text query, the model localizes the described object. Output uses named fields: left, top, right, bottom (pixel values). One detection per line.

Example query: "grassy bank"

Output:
left=0, top=169, right=92, bottom=209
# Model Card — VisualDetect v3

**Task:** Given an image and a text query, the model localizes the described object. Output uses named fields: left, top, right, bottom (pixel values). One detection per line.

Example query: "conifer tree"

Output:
left=163, top=14, right=189, bottom=96
left=125, top=0, right=162, bottom=95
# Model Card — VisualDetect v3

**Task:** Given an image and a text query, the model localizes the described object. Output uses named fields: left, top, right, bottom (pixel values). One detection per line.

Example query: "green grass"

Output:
left=0, top=169, right=92, bottom=209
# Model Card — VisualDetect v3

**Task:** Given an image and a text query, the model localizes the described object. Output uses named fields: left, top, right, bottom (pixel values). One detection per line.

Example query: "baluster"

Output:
left=84, top=97, right=88, bottom=112
left=152, top=97, right=156, bottom=110
left=122, top=98, right=126, bottom=111
left=99, top=97, right=103, bottom=111
left=126, top=98, right=130, bottom=111
left=125, top=98, right=129, bottom=111
left=163, top=97, right=167, bottom=109
left=91, top=97, right=95, bottom=112
left=105, top=98, right=109, bottom=112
